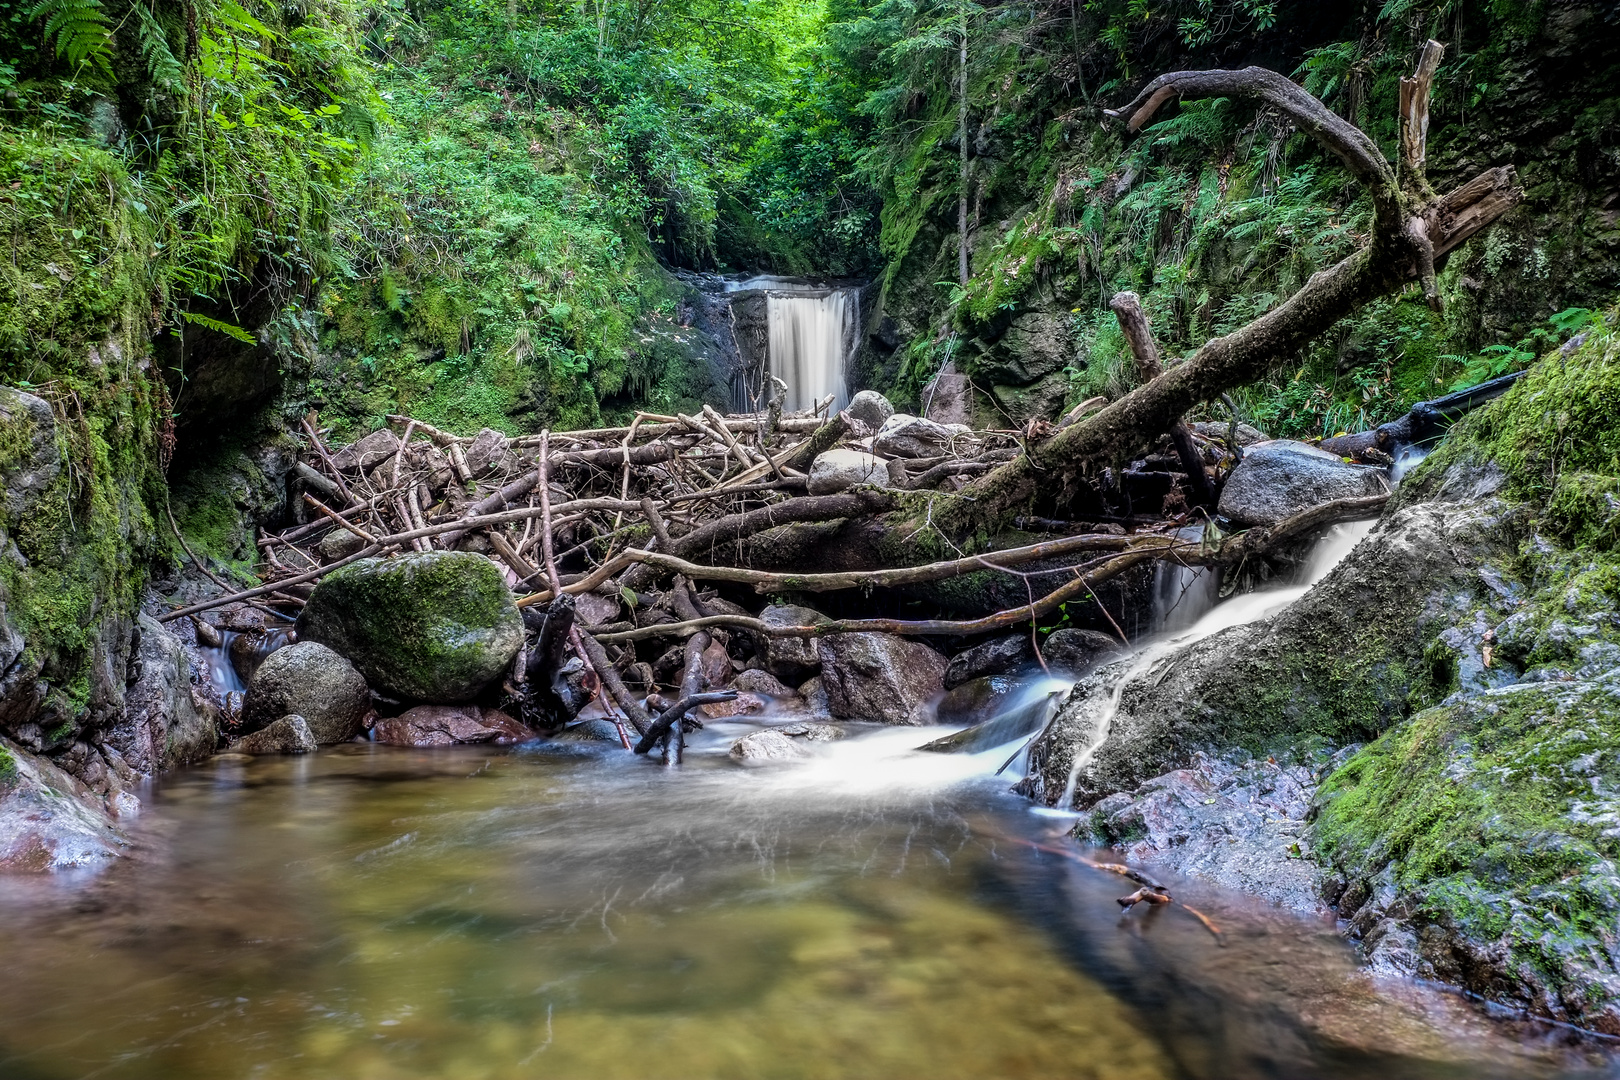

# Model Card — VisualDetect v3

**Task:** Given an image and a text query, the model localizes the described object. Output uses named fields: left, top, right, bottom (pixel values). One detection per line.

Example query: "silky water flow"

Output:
left=0, top=542, right=1608, bottom=1077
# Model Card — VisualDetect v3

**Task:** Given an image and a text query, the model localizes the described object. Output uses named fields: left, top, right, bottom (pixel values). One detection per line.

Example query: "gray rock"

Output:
left=105, top=614, right=215, bottom=775
left=296, top=551, right=524, bottom=702
left=777, top=721, right=843, bottom=741
left=0, top=737, right=125, bottom=870
left=732, top=669, right=797, bottom=698
left=934, top=675, right=1018, bottom=727
left=808, top=449, right=890, bottom=495
left=316, top=527, right=369, bottom=563
left=945, top=635, right=1033, bottom=689
left=331, top=428, right=400, bottom=472
left=1190, top=420, right=1268, bottom=447
left=1042, top=629, right=1122, bottom=676
left=463, top=428, right=508, bottom=476
left=372, top=704, right=535, bottom=747
left=873, top=414, right=974, bottom=459
left=1216, top=439, right=1388, bottom=527
left=728, top=729, right=810, bottom=763
left=241, top=641, right=369, bottom=745
left=922, top=372, right=971, bottom=426
left=817, top=632, right=946, bottom=724
left=990, top=373, right=1069, bottom=424
left=845, top=390, right=895, bottom=430
left=231, top=714, right=318, bottom=755
left=760, top=604, right=828, bottom=684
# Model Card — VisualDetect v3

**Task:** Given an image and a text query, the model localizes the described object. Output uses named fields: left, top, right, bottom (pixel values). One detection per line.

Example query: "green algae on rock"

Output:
left=296, top=552, right=523, bottom=703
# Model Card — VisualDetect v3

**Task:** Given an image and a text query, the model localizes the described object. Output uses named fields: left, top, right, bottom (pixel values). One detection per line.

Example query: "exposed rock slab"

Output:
left=0, top=737, right=126, bottom=871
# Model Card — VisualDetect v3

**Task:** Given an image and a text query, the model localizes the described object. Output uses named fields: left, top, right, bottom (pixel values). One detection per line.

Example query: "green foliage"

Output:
left=28, top=0, right=113, bottom=76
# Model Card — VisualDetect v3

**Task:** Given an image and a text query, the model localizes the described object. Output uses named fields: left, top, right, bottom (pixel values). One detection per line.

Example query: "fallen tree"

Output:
left=944, top=42, right=1520, bottom=532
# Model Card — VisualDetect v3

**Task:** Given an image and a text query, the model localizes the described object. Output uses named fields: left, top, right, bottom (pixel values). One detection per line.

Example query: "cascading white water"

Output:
left=1150, top=526, right=1221, bottom=634
left=727, top=276, right=859, bottom=413
left=1059, top=518, right=1378, bottom=807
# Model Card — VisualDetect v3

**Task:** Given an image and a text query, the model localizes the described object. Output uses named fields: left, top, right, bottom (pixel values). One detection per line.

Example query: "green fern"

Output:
left=135, top=2, right=184, bottom=92
left=28, top=0, right=114, bottom=77
left=179, top=311, right=257, bottom=344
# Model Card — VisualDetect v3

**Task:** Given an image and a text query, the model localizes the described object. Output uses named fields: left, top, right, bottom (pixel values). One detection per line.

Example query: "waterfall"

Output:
left=1059, top=519, right=1378, bottom=807
left=726, top=276, right=859, bottom=413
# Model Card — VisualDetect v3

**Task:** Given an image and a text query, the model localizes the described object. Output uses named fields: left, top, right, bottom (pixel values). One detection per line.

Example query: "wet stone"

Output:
left=728, top=729, right=810, bottom=764
left=372, top=705, right=537, bottom=747
left=230, top=715, right=318, bottom=755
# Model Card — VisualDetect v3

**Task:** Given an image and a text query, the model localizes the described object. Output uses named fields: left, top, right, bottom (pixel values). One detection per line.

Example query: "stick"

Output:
left=304, top=494, right=378, bottom=544
left=301, top=415, right=356, bottom=504
left=631, top=691, right=738, bottom=756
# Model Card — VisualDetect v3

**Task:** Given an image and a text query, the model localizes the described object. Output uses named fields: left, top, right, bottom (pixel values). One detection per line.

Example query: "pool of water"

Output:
left=0, top=721, right=1612, bottom=1080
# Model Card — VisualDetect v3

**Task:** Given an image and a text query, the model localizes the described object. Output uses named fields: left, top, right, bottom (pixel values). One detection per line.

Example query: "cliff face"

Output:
left=855, top=2, right=1620, bottom=436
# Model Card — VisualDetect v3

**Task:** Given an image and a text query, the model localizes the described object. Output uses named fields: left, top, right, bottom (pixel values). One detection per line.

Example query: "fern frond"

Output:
left=179, top=311, right=257, bottom=344
left=28, top=0, right=114, bottom=76
left=136, top=3, right=185, bottom=92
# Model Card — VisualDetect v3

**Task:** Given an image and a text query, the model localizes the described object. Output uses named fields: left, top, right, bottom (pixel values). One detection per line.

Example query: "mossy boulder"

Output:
left=1314, top=675, right=1620, bottom=1033
left=296, top=552, right=524, bottom=703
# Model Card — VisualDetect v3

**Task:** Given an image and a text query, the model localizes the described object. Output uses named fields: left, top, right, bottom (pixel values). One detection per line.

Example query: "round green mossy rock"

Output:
left=296, top=551, right=524, bottom=703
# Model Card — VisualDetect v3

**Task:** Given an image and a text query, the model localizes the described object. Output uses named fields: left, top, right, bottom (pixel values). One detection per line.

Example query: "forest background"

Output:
left=2, top=0, right=1618, bottom=588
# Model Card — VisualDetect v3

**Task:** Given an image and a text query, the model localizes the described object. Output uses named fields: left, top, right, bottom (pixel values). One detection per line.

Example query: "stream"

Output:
left=0, top=719, right=1612, bottom=1078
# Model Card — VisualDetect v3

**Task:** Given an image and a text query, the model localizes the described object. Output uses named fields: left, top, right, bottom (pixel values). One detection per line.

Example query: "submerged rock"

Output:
left=1216, top=439, right=1388, bottom=527
left=241, top=641, right=370, bottom=745
left=0, top=737, right=125, bottom=871
left=808, top=449, right=890, bottom=495
left=296, top=551, right=524, bottom=702
left=818, top=632, right=946, bottom=724
left=728, top=728, right=810, bottom=763
left=372, top=704, right=535, bottom=747
left=231, top=714, right=318, bottom=755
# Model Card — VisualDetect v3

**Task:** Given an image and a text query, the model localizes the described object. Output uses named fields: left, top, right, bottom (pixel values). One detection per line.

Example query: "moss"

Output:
left=0, top=742, right=16, bottom=791
left=1315, top=678, right=1620, bottom=1003
left=295, top=551, right=524, bottom=702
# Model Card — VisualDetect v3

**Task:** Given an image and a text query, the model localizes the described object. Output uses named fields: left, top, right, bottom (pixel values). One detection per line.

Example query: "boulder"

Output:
left=945, top=635, right=1033, bottom=689
left=845, top=390, right=895, bottom=430
left=0, top=737, right=125, bottom=870
left=699, top=693, right=768, bottom=719
left=760, top=604, right=828, bottom=684
left=241, top=641, right=370, bottom=745
left=331, top=428, right=400, bottom=473
left=921, top=372, right=971, bottom=426
left=1216, top=439, right=1388, bottom=527
left=463, top=427, right=508, bottom=476
left=315, top=527, right=369, bottom=563
left=296, top=551, right=524, bottom=702
left=817, top=632, right=946, bottom=724
left=971, top=311, right=1073, bottom=385
left=1042, top=629, right=1122, bottom=676
left=991, top=373, right=1068, bottom=424
left=873, top=414, right=974, bottom=460
left=728, top=729, right=810, bottom=764
left=231, top=714, right=318, bottom=755
left=372, top=704, right=536, bottom=747
left=732, top=668, right=797, bottom=699
left=227, top=626, right=295, bottom=686
left=808, top=449, right=890, bottom=495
